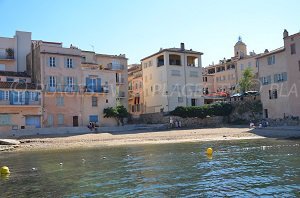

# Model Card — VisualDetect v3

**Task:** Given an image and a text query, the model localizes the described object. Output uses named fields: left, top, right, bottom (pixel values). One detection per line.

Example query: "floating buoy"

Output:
left=1, top=166, right=10, bottom=175
left=59, top=163, right=63, bottom=166
left=31, top=167, right=37, bottom=171
left=206, top=148, right=213, bottom=155
left=102, top=157, right=106, bottom=159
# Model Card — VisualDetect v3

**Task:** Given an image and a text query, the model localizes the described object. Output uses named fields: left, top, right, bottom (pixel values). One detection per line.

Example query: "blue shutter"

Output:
left=86, top=77, right=91, bottom=92
left=35, top=92, right=39, bottom=101
left=9, top=91, right=13, bottom=105
left=25, top=91, right=29, bottom=105
left=0, top=90, right=3, bottom=100
left=64, top=58, right=68, bottom=68
left=267, top=76, right=271, bottom=84
left=97, top=78, right=101, bottom=93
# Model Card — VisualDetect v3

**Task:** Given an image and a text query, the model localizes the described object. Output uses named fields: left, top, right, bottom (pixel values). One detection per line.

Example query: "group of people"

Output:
left=169, top=117, right=182, bottom=128
left=87, top=122, right=99, bottom=131
left=249, top=119, right=269, bottom=129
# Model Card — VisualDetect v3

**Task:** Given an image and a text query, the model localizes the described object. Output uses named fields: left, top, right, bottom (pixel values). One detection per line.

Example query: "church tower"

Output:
left=234, top=36, right=247, bottom=58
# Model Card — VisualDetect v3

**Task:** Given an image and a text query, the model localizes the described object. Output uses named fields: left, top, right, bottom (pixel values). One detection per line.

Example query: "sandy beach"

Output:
left=1, top=126, right=300, bottom=152
left=6, top=127, right=263, bottom=152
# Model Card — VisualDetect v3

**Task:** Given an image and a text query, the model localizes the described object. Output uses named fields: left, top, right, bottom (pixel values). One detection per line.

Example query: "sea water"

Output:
left=0, top=139, right=300, bottom=197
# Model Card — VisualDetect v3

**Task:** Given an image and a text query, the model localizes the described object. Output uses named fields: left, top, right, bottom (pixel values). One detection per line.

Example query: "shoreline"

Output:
left=2, top=126, right=300, bottom=152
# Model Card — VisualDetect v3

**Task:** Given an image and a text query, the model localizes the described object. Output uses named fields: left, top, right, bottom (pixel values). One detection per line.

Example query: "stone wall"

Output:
left=137, top=113, right=225, bottom=128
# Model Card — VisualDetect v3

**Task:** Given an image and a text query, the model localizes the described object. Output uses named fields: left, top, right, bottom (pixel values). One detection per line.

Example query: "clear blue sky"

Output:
left=1, top=0, right=299, bottom=66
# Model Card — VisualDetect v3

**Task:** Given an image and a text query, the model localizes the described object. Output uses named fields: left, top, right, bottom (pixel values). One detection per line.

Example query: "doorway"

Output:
left=73, top=116, right=79, bottom=127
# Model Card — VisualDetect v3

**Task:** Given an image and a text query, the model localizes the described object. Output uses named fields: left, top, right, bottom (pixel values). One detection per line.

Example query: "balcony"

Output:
left=0, top=48, right=14, bottom=61
left=84, top=85, right=109, bottom=94
left=45, top=85, right=80, bottom=93
left=106, top=63, right=125, bottom=71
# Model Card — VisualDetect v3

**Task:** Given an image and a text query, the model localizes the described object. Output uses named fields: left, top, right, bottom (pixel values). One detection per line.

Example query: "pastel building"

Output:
left=128, top=64, right=143, bottom=116
left=141, top=43, right=204, bottom=113
left=27, top=40, right=128, bottom=127
left=0, top=31, right=42, bottom=132
left=258, top=30, right=300, bottom=119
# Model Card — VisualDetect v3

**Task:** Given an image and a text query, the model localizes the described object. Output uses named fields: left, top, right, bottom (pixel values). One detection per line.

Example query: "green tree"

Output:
left=103, top=105, right=129, bottom=125
left=239, top=67, right=254, bottom=94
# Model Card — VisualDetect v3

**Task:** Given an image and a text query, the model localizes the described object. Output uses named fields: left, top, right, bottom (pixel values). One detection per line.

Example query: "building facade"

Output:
left=141, top=43, right=204, bottom=113
left=0, top=31, right=42, bottom=132
left=128, top=64, right=143, bottom=116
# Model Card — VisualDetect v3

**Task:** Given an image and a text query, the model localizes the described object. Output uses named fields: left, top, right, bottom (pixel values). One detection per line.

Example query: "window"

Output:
left=191, top=99, right=196, bottom=106
left=7, top=78, right=14, bottom=82
left=67, top=58, right=73, bottom=68
left=267, top=55, right=275, bottom=65
left=274, top=72, right=287, bottom=83
left=4, top=91, right=9, bottom=100
left=49, top=57, right=56, bottom=67
left=269, top=89, right=278, bottom=99
left=56, top=96, right=64, bottom=106
left=48, top=114, right=54, bottom=127
left=149, top=61, right=152, bottom=67
left=264, top=109, right=268, bottom=118
left=67, top=77, right=74, bottom=87
left=0, top=64, right=5, bottom=71
left=30, top=92, right=39, bottom=101
left=256, top=60, right=259, bottom=67
left=89, top=115, right=98, bottom=123
left=57, top=114, right=64, bottom=125
left=19, top=79, right=26, bottom=83
left=49, top=76, right=56, bottom=87
left=144, top=63, right=148, bottom=68
left=291, top=43, right=296, bottom=55
left=92, top=96, right=98, bottom=107
left=131, top=105, right=134, bottom=112
left=106, top=99, right=108, bottom=103
left=178, top=97, right=183, bottom=103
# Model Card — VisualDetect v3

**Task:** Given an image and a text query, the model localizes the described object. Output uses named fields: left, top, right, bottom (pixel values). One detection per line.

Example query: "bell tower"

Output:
left=234, top=36, right=247, bottom=58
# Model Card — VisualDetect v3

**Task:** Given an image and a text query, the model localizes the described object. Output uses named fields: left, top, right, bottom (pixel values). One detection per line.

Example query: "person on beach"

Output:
left=169, top=117, right=174, bottom=128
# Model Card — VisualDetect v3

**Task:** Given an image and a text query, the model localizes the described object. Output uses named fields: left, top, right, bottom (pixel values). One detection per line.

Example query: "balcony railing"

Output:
left=45, top=85, right=80, bottom=93
left=84, top=85, right=109, bottom=94
left=0, top=55, right=14, bottom=60
left=106, top=63, right=125, bottom=70
left=0, top=99, right=41, bottom=106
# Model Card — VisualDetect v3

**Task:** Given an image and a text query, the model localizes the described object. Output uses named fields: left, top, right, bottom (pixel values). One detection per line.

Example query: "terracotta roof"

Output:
left=0, top=71, right=30, bottom=78
left=0, top=82, right=41, bottom=90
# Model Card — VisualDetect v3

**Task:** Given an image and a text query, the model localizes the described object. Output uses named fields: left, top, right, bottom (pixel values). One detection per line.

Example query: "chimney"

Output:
left=180, top=43, right=185, bottom=51
left=283, top=29, right=289, bottom=38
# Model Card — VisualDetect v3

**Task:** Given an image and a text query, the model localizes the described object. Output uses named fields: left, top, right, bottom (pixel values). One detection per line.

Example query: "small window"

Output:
left=7, top=78, right=14, bottom=82
left=56, top=96, right=64, bottom=106
left=178, top=97, right=183, bottom=103
left=298, top=60, right=300, bottom=71
left=106, top=99, right=108, bottom=103
left=67, top=58, right=73, bottom=68
left=291, top=43, right=296, bottom=55
left=267, top=55, right=275, bottom=65
left=4, top=91, right=9, bottom=100
left=92, top=96, right=98, bottom=107
left=57, top=114, right=64, bottom=125
left=50, top=57, right=56, bottom=67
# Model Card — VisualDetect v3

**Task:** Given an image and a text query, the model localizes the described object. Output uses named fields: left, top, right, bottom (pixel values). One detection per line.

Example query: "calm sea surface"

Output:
left=0, top=139, right=300, bottom=197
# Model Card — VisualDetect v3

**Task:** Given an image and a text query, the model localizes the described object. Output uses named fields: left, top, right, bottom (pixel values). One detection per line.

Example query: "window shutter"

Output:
left=0, top=90, right=3, bottom=100
left=64, top=57, right=68, bottom=68
left=97, top=78, right=101, bottom=93
left=25, top=91, right=29, bottom=105
left=35, top=92, right=39, bottom=101
left=56, top=76, right=61, bottom=91
left=282, top=72, right=287, bottom=81
left=48, top=57, right=51, bottom=67
left=269, top=90, right=272, bottom=99
left=86, top=77, right=91, bottom=92
left=267, top=76, right=271, bottom=84
left=9, top=91, right=13, bottom=105
left=74, top=77, right=78, bottom=92
left=274, top=74, right=278, bottom=83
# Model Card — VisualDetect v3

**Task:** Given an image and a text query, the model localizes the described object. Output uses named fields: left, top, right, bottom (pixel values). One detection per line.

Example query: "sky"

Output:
left=1, top=0, right=300, bottom=66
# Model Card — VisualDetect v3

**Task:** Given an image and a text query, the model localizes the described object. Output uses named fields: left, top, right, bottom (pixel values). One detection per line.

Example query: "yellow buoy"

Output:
left=1, top=166, right=10, bottom=175
left=206, top=148, right=213, bottom=155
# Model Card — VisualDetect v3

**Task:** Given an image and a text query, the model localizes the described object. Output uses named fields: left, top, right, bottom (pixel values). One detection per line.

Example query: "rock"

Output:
left=0, top=139, right=20, bottom=145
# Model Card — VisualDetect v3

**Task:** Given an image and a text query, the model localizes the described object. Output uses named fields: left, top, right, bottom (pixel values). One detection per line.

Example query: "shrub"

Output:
left=170, top=102, right=233, bottom=118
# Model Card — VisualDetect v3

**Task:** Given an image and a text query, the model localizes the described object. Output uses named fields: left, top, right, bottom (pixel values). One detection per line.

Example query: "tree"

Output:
left=239, top=67, right=254, bottom=94
left=103, top=105, right=129, bottom=125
